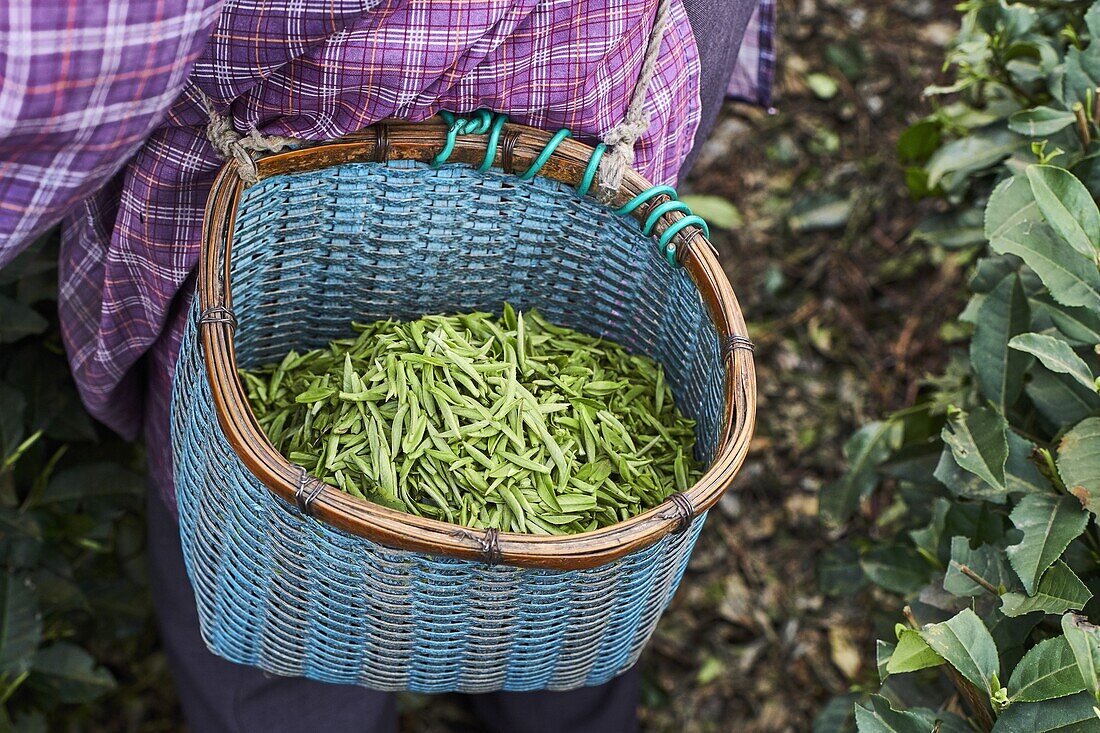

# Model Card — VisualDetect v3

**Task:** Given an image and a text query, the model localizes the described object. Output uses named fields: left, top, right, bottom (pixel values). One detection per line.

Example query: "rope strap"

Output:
left=200, top=91, right=297, bottom=184
left=597, top=0, right=672, bottom=194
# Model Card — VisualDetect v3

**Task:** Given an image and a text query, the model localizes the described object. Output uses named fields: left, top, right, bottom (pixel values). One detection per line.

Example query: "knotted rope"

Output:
left=199, top=92, right=297, bottom=184
left=597, top=0, right=672, bottom=194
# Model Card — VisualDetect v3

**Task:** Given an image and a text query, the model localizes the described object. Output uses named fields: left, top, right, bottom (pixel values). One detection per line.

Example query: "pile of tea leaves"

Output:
left=240, top=305, right=701, bottom=535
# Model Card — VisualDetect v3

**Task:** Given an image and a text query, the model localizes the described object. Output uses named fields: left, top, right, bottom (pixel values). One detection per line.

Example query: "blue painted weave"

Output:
left=172, top=159, right=725, bottom=693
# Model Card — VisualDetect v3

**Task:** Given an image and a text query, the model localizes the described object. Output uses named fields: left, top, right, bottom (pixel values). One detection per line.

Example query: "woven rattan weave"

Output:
left=171, top=117, right=755, bottom=691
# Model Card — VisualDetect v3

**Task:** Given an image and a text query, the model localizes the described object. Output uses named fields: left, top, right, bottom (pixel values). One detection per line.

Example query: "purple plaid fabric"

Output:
left=1, top=0, right=775, bottom=504
left=728, top=0, right=776, bottom=107
left=0, top=0, right=225, bottom=252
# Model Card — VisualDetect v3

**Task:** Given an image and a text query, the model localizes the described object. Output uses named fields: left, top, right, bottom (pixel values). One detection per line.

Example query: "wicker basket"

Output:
left=171, top=116, right=756, bottom=693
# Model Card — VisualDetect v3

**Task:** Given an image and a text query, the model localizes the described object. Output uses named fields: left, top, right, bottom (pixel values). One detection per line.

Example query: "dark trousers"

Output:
left=146, top=2, right=755, bottom=729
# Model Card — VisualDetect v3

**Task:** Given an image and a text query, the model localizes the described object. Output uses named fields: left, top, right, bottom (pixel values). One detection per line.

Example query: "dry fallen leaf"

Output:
left=828, top=626, right=862, bottom=680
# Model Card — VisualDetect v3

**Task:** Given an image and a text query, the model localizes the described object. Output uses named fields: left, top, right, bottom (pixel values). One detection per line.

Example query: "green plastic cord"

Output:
left=611, top=185, right=710, bottom=266
left=518, top=128, right=573, bottom=181
left=642, top=200, right=692, bottom=236
left=658, top=215, right=710, bottom=266
left=478, top=113, right=508, bottom=173
left=432, top=111, right=712, bottom=268
left=434, top=110, right=497, bottom=167
left=614, top=186, right=677, bottom=216
left=576, top=143, right=606, bottom=197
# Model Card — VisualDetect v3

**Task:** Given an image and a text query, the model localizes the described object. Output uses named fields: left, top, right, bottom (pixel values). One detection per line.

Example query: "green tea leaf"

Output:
left=944, top=536, right=1017, bottom=597
left=1027, top=365, right=1100, bottom=426
left=855, top=695, right=936, bottom=733
left=987, top=610, right=1044, bottom=658
left=1085, top=2, right=1100, bottom=37
left=821, top=421, right=897, bottom=525
left=1030, top=296, right=1100, bottom=346
left=295, top=385, right=337, bottom=403
left=973, top=275, right=1031, bottom=411
left=815, top=693, right=860, bottom=733
left=912, top=710, right=971, bottom=733
left=806, top=72, right=839, bottom=100
left=941, top=407, right=1009, bottom=492
left=27, top=643, right=115, bottom=704
left=818, top=544, right=867, bottom=597
left=1058, top=418, right=1100, bottom=516
left=0, top=294, right=48, bottom=343
left=928, top=127, right=1024, bottom=189
left=30, top=463, right=144, bottom=507
left=887, top=629, right=945, bottom=675
left=898, top=119, right=942, bottom=163
left=935, top=446, right=1008, bottom=504
left=1009, top=107, right=1077, bottom=137
left=679, top=195, right=742, bottom=230
left=1002, top=561, right=1093, bottom=617
left=1006, top=431, right=1051, bottom=495
left=1027, top=165, right=1100, bottom=260
left=986, top=177, right=1100, bottom=312
left=877, top=640, right=896, bottom=683
left=1062, top=614, right=1100, bottom=702
left=1010, top=333, right=1096, bottom=392
left=1006, top=494, right=1089, bottom=595
left=918, top=608, right=999, bottom=695
left=910, top=208, right=986, bottom=249
left=3, top=347, right=96, bottom=442
left=990, top=690, right=1100, bottom=732
left=10, top=712, right=46, bottom=733
left=789, top=193, right=853, bottom=233
left=1062, top=27, right=1100, bottom=109
left=0, top=573, right=40, bottom=678
left=985, top=173, right=1042, bottom=245
left=0, top=382, right=26, bottom=461
left=972, top=256, right=1021, bottom=293
left=696, top=656, right=724, bottom=685
left=1008, top=636, right=1086, bottom=703
left=860, top=545, right=931, bottom=595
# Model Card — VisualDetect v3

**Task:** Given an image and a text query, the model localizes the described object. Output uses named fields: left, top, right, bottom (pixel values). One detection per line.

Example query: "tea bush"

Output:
left=820, top=2, right=1100, bottom=730
left=0, top=236, right=165, bottom=731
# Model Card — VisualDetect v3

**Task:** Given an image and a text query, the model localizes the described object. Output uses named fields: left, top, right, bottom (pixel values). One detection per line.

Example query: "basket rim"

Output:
left=197, top=116, right=756, bottom=570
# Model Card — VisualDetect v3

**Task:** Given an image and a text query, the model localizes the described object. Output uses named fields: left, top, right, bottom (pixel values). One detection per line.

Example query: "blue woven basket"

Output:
left=171, top=117, right=756, bottom=693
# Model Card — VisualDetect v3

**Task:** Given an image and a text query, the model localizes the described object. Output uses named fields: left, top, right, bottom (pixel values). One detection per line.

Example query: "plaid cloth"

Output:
left=0, top=0, right=224, bottom=250
left=0, top=0, right=775, bottom=504
left=729, top=0, right=776, bottom=107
